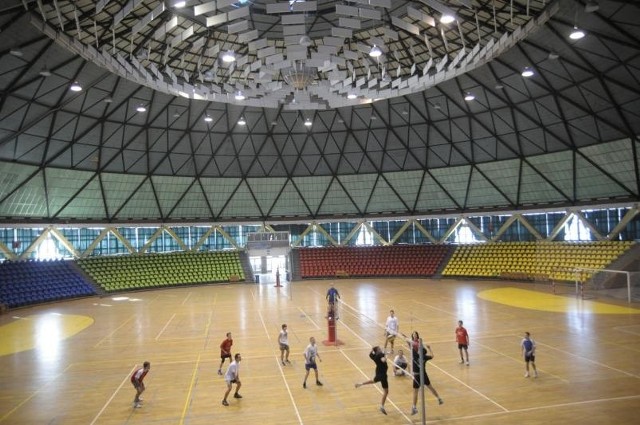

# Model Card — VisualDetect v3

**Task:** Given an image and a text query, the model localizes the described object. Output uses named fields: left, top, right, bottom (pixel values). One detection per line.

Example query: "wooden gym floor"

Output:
left=1, top=278, right=639, bottom=425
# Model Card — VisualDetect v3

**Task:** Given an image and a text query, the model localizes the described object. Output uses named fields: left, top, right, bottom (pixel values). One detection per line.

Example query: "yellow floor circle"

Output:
left=478, top=287, right=640, bottom=314
left=0, top=313, right=94, bottom=356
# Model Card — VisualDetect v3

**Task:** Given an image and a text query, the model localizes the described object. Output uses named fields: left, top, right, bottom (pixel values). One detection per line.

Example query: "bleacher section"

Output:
left=77, top=251, right=244, bottom=292
left=298, top=245, right=451, bottom=278
left=442, top=241, right=634, bottom=282
left=0, top=259, right=97, bottom=308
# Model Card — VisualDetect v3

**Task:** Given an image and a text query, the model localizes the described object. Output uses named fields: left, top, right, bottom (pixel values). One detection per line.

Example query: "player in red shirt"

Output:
left=131, top=361, right=150, bottom=408
left=218, top=332, right=233, bottom=375
left=455, top=320, right=470, bottom=365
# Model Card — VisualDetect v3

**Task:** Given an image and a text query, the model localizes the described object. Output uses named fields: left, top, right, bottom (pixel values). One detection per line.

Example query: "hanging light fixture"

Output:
left=204, top=115, right=213, bottom=122
left=237, top=116, right=246, bottom=126
left=464, top=92, right=475, bottom=101
left=521, top=67, right=534, bottom=78
left=221, top=50, right=236, bottom=63
left=569, top=26, right=585, bottom=40
left=235, top=91, right=245, bottom=100
left=136, top=104, right=147, bottom=112
left=70, top=81, right=82, bottom=92
left=299, top=35, right=312, bottom=47
left=39, top=67, right=51, bottom=77
left=173, top=1, right=186, bottom=8
left=347, top=93, right=357, bottom=100
left=304, top=118, right=312, bottom=127
left=440, top=14, right=455, bottom=24
left=369, top=45, right=382, bottom=58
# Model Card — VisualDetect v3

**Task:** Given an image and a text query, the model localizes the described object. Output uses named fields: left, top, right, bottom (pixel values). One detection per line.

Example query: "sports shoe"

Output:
left=222, top=400, right=229, bottom=406
left=379, top=406, right=387, bottom=415
left=524, top=372, right=529, bottom=378
left=303, top=382, right=306, bottom=389
left=217, top=369, right=222, bottom=375
left=411, top=407, right=418, bottom=415
left=459, top=359, right=464, bottom=364
left=133, top=402, right=142, bottom=408
left=282, top=361, right=286, bottom=366
left=316, top=380, right=323, bottom=386
left=438, top=398, right=444, bottom=405
left=466, top=361, right=470, bottom=366
left=355, top=383, right=362, bottom=388
left=234, top=393, right=242, bottom=399
left=285, top=360, right=291, bottom=364
left=534, top=372, right=538, bottom=378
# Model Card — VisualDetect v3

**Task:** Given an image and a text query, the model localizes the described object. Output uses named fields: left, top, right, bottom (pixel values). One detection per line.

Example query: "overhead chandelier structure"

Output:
left=34, top=0, right=557, bottom=110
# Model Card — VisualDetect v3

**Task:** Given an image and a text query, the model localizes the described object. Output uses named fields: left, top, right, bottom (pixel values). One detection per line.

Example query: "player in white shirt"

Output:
left=384, top=310, right=399, bottom=354
left=222, top=353, right=242, bottom=406
left=302, top=336, right=323, bottom=389
left=279, top=324, right=290, bottom=365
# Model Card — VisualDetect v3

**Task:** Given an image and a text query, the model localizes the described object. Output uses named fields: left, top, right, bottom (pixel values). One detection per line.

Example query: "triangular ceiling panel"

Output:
left=291, top=176, right=333, bottom=216
left=317, top=177, right=359, bottom=216
left=101, top=173, right=146, bottom=218
left=268, top=179, right=311, bottom=217
left=575, top=152, right=632, bottom=200
left=414, top=171, right=459, bottom=212
left=54, top=173, right=106, bottom=219
left=527, top=151, right=574, bottom=200
left=366, top=177, right=407, bottom=214
left=169, top=182, right=212, bottom=219
left=45, top=168, right=95, bottom=217
left=151, top=175, right=196, bottom=217
left=476, top=159, right=520, bottom=205
left=200, top=177, right=241, bottom=216
left=384, top=170, right=423, bottom=210
left=519, top=161, right=569, bottom=205
left=0, top=169, right=47, bottom=218
left=219, top=179, right=262, bottom=219
left=338, top=174, right=378, bottom=212
left=115, top=178, right=160, bottom=219
left=246, top=177, right=288, bottom=214
left=465, top=167, right=512, bottom=209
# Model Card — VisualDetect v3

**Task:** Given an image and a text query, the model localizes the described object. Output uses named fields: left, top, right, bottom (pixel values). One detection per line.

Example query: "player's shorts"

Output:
left=305, top=361, right=317, bottom=370
left=373, top=374, right=389, bottom=389
left=524, top=353, right=535, bottom=362
left=226, top=379, right=238, bottom=384
left=412, top=372, right=431, bottom=388
left=131, top=380, right=144, bottom=391
left=458, top=343, right=468, bottom=350
left=280, top=343, right=289, bottom=351
left=386, top=332, right=396, bottom=341
left=221, top=352, right=232, bottom=360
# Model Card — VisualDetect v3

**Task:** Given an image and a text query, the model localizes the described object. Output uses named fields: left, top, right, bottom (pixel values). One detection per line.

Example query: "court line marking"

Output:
left=181, top=291, right=192, bottom=305
left=258, top=309, right=304, bottom=425
left=93, top=314, right=135, bottom=348
left=297, top=307, right=321, bottom=330
left=179, top=352, right=202, bottom=425
left=155, top=313, right=176, bottom=341
left=89, top=365, right=136, bottom=425
left=431, top=394, right=640, bottom=423
left=536, top=340, right=639, bottom=378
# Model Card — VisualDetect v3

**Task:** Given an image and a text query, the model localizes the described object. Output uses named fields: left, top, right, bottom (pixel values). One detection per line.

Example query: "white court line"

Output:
left=258, top=310, right=304, bottom=425
left=536, top=340, right=639, bottom=378
left=181, top=291, right=192, bottom=305
left=89, top=365, right=136, bottom=425
left=297, top=307, right=321, bottom=330
left=155, top=313, right=176, bottom=341
left=432, top=394, right=640, bottom=423
left=93, top=314, right=135, bottom=348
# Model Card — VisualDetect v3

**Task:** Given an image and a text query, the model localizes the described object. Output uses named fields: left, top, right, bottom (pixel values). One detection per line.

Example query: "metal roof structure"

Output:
left=0, top=0, right=638, bottom=223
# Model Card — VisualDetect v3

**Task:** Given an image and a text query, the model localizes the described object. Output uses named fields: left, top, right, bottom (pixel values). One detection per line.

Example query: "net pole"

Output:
left=627, top=271, right=631, bottom=304
left=419, top=337, right=426, bottom=425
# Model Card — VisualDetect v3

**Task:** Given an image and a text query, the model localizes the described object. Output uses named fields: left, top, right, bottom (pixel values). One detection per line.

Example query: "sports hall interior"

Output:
left=1, top=0, right=640, bottom=424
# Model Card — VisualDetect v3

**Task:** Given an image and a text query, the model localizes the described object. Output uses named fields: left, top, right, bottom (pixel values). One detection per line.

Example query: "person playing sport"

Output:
left=222, top=353, right=242, bottom=406
left=279, top=324, right=290, bottom=365
left=393, top=349, right=409, bottom=376
left=302, top=336, right=323, bottom=389
left=455, top=320, right=470, bottom=365
left=405, top=331, right=443, bottom=415
left=218, top=332, right=233, bottom=375
left=130, top=361, right=150, bottom=408
left=521, top=331, right=538, bottom=378
left=384, top=309, right=399, bottom=354
left=355, top=346, right=390, bottom=415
